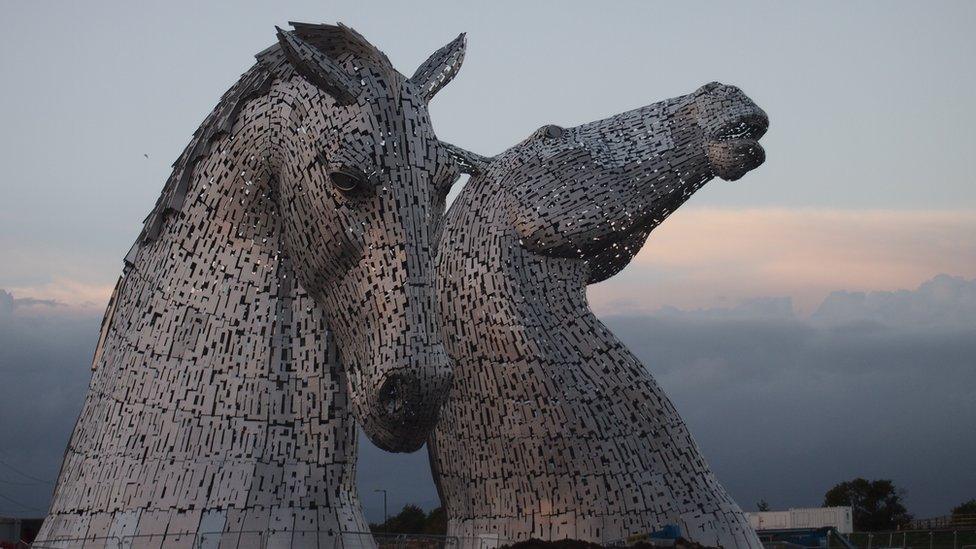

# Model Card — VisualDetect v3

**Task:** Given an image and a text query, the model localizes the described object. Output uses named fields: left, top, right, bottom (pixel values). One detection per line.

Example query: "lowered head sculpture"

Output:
left=433, top=82, right=768, bottom=547
left=271, top=23, right=460, bottom=452
left=38, top=22, right=463, bottom=547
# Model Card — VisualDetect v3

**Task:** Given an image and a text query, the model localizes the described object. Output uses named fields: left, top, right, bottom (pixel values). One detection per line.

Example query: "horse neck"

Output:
left=106, top=117, right=355, bottom=469
left=124, top=128, right=283, bottom=330
left=441, top=183, right=599, bottom=373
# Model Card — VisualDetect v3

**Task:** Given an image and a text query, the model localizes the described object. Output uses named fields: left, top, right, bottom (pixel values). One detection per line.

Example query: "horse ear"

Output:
left=410, top=33, right=466, bottom=102
left=275, top=26, right=361, bottom=105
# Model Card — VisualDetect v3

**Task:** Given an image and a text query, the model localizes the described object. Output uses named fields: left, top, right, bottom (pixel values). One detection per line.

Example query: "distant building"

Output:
left=745, top=507, right=854, bottom=534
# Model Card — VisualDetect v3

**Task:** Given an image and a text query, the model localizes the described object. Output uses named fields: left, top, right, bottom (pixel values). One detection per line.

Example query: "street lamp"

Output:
left=373, top=489, right=388, bottom=525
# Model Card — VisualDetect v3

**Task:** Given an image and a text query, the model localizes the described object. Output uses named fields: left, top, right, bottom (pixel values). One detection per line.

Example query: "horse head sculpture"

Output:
left=270, top=23, right=462, bottom=451
left=433, top=82, right=769, bottom=546
left=499, top=81, right=768, bottom=281
left=38, top=22, right=465, bottom=547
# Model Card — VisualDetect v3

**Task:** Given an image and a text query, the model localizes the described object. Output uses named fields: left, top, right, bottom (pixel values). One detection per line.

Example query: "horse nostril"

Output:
left=545, top=125, right=564, bottom=139
left=377, top=374, right=407, bottom=418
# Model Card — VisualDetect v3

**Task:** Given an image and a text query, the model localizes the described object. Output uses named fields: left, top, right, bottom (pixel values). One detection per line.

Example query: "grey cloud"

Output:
left=363, top=305, right=976, bottom=520
left=0, top=290, right=11, bottom=314
left=1, top=279, right=973, bottom=520
left=811, top=274, right=976, bottom=327
left=0, top=289, right=62, bottom=315
left=356, top=432, right=440, bottom=523
left=0, top=297, right=96, bottom=516
left=641, top=274, right=976, bottom=329
left=652, top=296, right=797, bottom=322
left=603, top=312, right=976, bottom=518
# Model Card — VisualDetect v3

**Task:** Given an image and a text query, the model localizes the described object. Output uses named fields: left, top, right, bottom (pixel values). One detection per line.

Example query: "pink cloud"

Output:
left=6, top=276, right=114, bottom=315
left=587, top=208, right=976, bottom=315
left=5, top=209, right=975, bottom=320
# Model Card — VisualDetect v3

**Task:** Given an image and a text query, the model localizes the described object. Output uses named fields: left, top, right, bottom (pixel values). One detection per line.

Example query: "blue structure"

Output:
left=757, top=527, right=856, bottom=549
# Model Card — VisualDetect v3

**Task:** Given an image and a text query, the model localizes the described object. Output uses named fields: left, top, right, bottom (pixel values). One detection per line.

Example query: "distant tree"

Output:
left=824, top=478, right=912, bottom=531
left=953, top=499, right=976, bottom=516
left=757, top=499, right=771, bottom=512
left=423, top=506, right=447, bottom=535
left=370, top=504, right=432, bottom=534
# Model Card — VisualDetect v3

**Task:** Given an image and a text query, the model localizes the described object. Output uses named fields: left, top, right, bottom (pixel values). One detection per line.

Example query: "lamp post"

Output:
left=373, top=489, right=388, bottom=525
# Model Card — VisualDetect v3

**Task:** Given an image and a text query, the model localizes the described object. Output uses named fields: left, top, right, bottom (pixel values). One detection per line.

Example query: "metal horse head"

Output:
left=454, top=81, right=769, bottom=283
left=269, top=23, right=464, bottom=451
left=431, top=82, right=769, bottom=545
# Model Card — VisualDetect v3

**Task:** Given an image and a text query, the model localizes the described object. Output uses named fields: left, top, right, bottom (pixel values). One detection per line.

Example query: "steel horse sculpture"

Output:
left=434, top=83, right=769, bottom=548
left=37, top=23, right=465, bottom=548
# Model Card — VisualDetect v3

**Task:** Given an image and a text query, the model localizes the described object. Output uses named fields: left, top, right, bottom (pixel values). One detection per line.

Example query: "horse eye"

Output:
left=545, top=125, right=564, bottom=139
left=329, top=169, right=365, bottom=193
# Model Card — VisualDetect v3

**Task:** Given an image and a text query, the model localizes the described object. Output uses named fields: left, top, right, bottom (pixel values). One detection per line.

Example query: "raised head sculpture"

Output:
left=37, top=22, right=465, bottom=548
left=433, top=83, right=768, bottom=547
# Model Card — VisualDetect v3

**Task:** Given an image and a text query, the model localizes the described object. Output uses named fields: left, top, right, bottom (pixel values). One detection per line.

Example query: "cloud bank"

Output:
left=347, top=275, right=976, bottom=520
left=0, top=289, right=61, bottom=313
left=0, top=294, right=97, bottom=515
left=1, top=275, right=973, bottom=522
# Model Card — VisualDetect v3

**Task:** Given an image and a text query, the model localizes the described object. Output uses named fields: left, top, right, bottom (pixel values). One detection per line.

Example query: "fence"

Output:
left=27, top=529, right=976, bottom=549
left=842, top=529, right=976, bottom=549
left=909, top=516, right=976, bottom=531
left=27, top=530, right=511, bottom=549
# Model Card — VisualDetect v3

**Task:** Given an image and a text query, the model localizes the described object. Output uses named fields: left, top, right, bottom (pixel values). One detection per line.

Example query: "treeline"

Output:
left=370, top=480, right=976, bottom=537
left=369, top=504, right=446, bottom=536
left=757, top=477, right=976, bottom=532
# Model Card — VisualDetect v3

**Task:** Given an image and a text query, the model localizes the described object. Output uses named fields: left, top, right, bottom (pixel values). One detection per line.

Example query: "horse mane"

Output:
left=125, top=22, right=398, bottom=266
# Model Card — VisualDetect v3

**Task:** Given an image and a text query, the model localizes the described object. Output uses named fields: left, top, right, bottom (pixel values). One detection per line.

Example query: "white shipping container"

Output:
left=748, top=511, right=792, bottom=531
left=745, top=507, right=854, bottom=534
left=792, top=507, right=854, bottom=533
